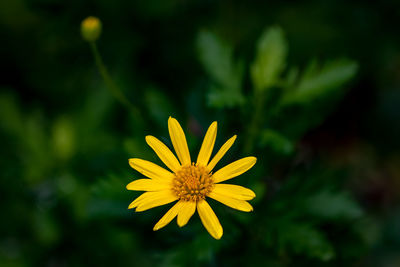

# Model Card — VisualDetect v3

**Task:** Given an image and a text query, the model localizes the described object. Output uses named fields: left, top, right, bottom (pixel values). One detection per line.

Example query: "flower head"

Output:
left=127, top=117, right=257, bottom=239
left=81, top=16, right=102, bottom=42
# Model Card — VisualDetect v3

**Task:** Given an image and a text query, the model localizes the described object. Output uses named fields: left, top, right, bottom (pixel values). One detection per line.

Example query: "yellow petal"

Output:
left=196, top=122, right=217, bottom=166
left=126, top=179, right=171, bottom=191
left=197, top=200, right=223, bottom=240
left=209, top=191, right=253, bottom=212
left=153, top=200, right=185, bottom=231
left=177, top=201, right=196, bottom=227
left=213, top=157, right=257, bottom=183
left=168, top=117, right=191, bottom=166
left=128, top=191, right=150, bottom=209
left=145, top=135, right=181, bottom=172
left=135, top=190, right=178, bottom=212
left=213, top=184, right=256, bottom=200
left=207, top=135, right=236, bottom=172
left=129, top=158, right=174, bottom=181
left=129, top=191, right=173, bottom=209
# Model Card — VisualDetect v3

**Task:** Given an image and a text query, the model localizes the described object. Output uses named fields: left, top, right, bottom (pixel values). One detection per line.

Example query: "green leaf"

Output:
left=304, top=190, right=363, bottom=220
left=51, top=116, right=76, bottom=161
left=282, top=59, right=358, bottom=104
left=0, top=92, right=24, bottom=137
left=278, top=223, right=335, bottom=261
left=33, top=210, right=59, bottom=246
left=144, top=87, right=176, bottom=126
left=259, top=129, right=294, bottom=155
left=251, top=26, right=288, bottom=92
left=197, top=30, right=245, bottom=108
left=270, top=58, right=358, bottom=140
left=88, top=173, right=131, bottom=218
left=285, top=66, right=299, bottom=88
left=207, top=84, right=245, bottom=108
left=91, top=173, right=128, bottom=199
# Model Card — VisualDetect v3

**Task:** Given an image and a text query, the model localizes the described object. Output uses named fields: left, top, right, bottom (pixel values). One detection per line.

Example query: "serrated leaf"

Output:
left=278, top=223, right=335, bottom=261
left=282, top=59, right=358, bottom=104
left=304, top=190, right=363, bottom=220
left=88, top=173, right=131, bottom=218
left=207, top=85, right=245, bottom=108
left=251, top=26, right=288, bottom=92
left=197, top=30, right=245, bottom=107
left=259, top=129, right=294, bottom=155
left=91, top=173, right=128, bottom=199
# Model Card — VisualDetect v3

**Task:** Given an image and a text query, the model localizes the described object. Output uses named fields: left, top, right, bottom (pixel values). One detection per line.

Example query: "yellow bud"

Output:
left=81, top=16, right=102, bottom=42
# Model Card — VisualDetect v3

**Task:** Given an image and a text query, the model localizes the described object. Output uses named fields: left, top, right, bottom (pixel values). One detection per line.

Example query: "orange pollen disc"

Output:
left=172, top=164, right=214, bottom=202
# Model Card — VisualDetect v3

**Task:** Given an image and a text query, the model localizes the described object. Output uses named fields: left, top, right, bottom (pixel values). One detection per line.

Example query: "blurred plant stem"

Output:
left=89, top=42, right=143, bottom=123
left=243, top=91, right=265, bottom=154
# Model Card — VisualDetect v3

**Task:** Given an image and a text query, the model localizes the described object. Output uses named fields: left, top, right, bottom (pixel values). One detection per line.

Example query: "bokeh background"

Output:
left=1, top=0, right=400, bottom=266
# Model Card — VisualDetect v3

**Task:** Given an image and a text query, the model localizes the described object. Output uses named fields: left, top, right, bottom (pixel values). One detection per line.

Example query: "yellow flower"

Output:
left=127, top=117, right=257, bottom=239
left=81, top=16, right=102, bottom=42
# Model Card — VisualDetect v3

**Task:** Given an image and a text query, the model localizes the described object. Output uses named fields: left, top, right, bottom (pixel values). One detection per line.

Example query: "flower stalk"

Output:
left=82, top=16, right=142, bottom=123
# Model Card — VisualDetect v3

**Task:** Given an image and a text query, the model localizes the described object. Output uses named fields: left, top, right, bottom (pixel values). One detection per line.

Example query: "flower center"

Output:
left=172, top=164, right=214, bottom=202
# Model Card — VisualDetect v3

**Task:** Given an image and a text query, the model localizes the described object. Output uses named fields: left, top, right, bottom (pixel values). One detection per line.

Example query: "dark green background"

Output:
left=1, top=0, right=400, bottom=266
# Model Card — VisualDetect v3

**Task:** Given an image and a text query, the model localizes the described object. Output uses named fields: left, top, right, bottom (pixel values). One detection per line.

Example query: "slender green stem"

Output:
left=243, top=91, right=265, bottom=154
left=89, top=42, right=142, bottom=120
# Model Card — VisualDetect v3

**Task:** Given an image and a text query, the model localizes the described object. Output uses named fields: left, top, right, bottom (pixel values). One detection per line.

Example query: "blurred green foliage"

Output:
left=251, top=26, right=287, bottom=92
left=1, top=0, right=400, bottom=266
left=197, top=30, right=245, bottom=108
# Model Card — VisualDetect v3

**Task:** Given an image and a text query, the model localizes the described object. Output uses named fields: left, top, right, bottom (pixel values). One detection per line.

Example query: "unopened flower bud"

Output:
left=81, top=16, right=102, bottom=42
